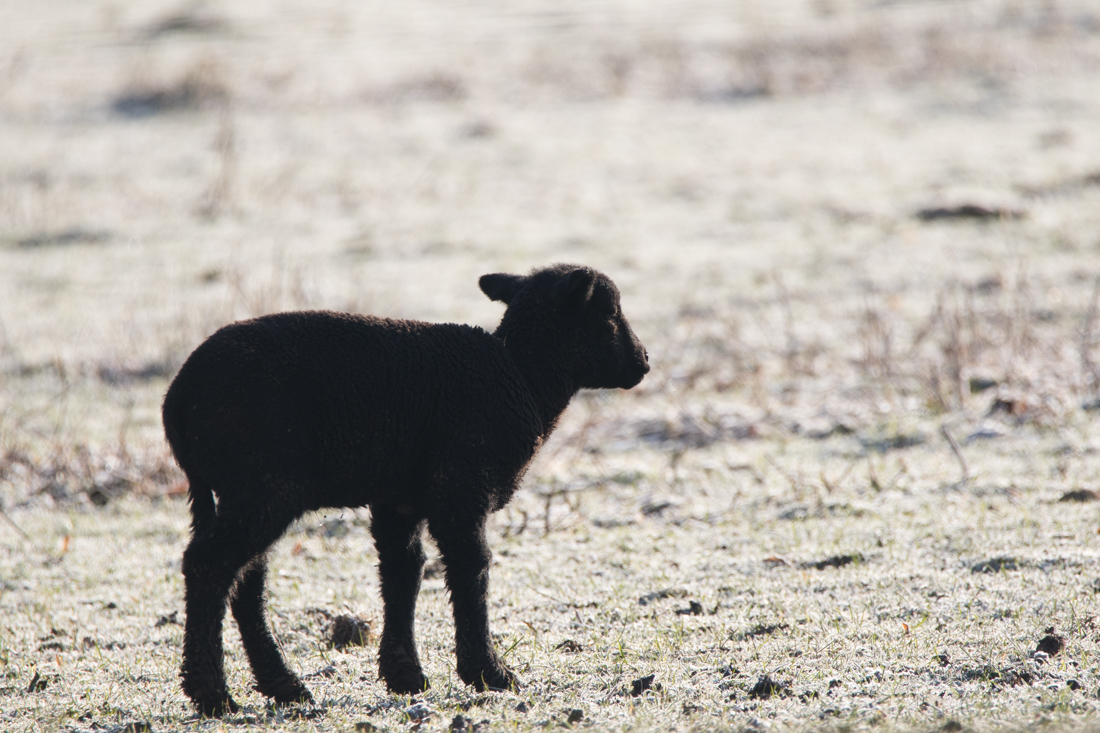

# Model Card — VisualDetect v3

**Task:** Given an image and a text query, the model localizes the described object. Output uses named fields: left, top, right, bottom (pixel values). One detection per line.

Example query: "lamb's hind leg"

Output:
left=231, top=560, right=311, bottom=705
left=371, top=505, right=429, bottom=694
left=181, top=492, right=303, bottom=717
left=428, top=512, right=518, bottom=692
left=181, top=521, right=248, bottom=717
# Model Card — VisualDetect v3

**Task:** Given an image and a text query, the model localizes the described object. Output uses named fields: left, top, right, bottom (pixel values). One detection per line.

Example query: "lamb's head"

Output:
left=480, top=264, right=650, bottom=390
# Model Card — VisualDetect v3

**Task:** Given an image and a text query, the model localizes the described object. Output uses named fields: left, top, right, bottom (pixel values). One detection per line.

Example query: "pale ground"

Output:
left=3, top=1, right=1100, bottom=731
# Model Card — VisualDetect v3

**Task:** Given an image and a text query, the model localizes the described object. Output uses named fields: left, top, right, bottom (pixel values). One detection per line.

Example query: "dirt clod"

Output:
left=915, top=204, right=1025, bottom=222
left=114, top=724, right=153, bottom=733
left=154, top=611, right=180, bottom=627
left=675, top=600, right=704, bottom=616
left=630, top=674, right=656, bottom=697
left=971, top=557, right=1018, bottom=573
left=405, top=702, right=433, bottom=723
left=733, top=623, right=789, bottom=641
left=1059, top=489, right=1100, bottom=502
left=747, top=675, right=791, bottom=699
left=638, top=588, right=688, bottom=605
left=969, top=377, right=998, bottom=393
left=329, top=615, right=372, bottom=649
left=803, top=553, right=863, bottom=570
left=26, top=671, right=53, bottom=692
left=1036, top=628, right=1065, bottom=656
left=566, top=709, right=584, bottom=724
left=555, top=639, right=583, bottom=653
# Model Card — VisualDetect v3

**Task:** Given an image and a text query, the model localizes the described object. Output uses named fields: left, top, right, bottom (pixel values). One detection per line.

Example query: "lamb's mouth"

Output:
left=620, top=367, right=648, bottom=389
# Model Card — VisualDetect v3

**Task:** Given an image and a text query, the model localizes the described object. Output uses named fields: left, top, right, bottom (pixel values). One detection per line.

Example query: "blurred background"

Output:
left=2, top=0, right=1100, bottom=506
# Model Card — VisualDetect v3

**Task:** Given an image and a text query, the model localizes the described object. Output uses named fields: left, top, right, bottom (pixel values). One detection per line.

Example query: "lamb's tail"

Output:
left=183, top=474, right=216, bottom=536
left=162, top=392, right=216, bottom=536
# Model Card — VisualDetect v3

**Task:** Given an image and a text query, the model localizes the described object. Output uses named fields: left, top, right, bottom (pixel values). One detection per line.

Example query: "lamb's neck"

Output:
left=494, top=324, right=576, bottom=435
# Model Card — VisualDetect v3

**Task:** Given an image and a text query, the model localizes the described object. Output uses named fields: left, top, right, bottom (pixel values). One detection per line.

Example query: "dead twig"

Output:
left=0, top=504, right=31, bottom=541
left=1079, top=276, right=1100, bottom=395
left=940, top=424, right=969, bottom=487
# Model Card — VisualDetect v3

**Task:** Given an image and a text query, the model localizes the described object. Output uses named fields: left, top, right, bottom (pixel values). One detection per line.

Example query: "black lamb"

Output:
left=161, top=263, right=649, bottom=716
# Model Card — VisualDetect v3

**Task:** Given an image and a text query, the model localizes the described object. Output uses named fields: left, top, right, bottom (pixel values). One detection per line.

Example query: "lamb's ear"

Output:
left=552, top=268, right=596, bottom=310
left=479, top=273, right=527, bottom=304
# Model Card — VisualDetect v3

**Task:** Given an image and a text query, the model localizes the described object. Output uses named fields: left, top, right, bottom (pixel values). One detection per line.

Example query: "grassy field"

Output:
left=4, top=0, right=1100, bottom=730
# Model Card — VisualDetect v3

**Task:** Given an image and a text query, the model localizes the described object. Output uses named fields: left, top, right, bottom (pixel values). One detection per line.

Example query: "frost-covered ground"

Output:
left=3, top=1, right=1100, bottom=730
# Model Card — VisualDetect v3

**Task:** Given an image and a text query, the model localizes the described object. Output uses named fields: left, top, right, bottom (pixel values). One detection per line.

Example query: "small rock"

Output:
left=1067, top=679, right=1082, bottom=691
left=515, top=701, right=529, bottom=714
left=566, top=709, right=584, bottom=725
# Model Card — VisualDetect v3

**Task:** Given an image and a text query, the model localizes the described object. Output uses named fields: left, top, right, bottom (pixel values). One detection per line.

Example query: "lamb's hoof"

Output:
left=464, top=664, right=520, bottom=693
left=192, top=693, right=240, bottom=718
left=379, top=644, right=429, bottom=694
left=258, top=675, right=313, bottom=706
left=381, top=667, right=430, bottom=695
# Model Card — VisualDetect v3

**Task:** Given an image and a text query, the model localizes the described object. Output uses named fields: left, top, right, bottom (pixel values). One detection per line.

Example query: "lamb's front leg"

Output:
left=428, top=513, right=519, bottom=692
left=371, top=506, right=429, bottom=694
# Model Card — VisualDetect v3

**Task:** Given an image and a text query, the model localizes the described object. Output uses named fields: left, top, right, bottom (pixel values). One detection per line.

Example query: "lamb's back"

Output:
left=164, top=311, right=540, bottom=508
